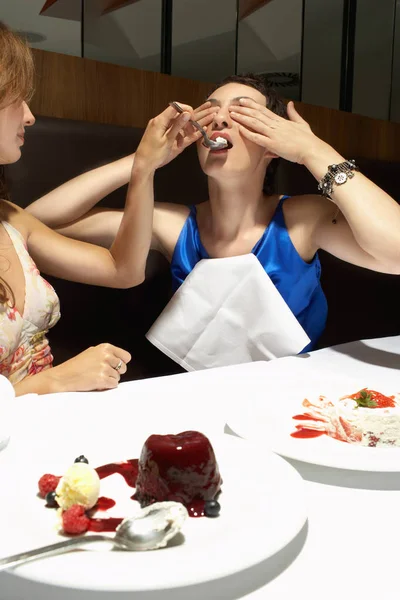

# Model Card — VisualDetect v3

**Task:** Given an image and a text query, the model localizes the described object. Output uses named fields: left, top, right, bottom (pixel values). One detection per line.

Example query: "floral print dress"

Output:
left=0, top=222, right=61, bottom=385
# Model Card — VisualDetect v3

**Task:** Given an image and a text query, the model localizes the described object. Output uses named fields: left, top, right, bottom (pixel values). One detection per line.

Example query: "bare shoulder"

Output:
left=283, top=194, right=337, bottom=227
left=281, top=194, right=340, bottom=261
left=0, top=200, right=31, bottom=238
left=153, top=202, right=191, bottom=259
left=283, top=193, right=334, bottom=218
left=0, top=199, right=22, bottom=219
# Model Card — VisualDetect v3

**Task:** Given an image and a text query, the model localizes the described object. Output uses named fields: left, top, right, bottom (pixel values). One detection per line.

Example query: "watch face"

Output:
left=334, top=172, right=347, bottom=184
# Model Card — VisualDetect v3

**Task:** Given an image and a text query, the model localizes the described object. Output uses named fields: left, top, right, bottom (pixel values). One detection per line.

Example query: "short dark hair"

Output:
left=208, top=73, right=287, bottom=195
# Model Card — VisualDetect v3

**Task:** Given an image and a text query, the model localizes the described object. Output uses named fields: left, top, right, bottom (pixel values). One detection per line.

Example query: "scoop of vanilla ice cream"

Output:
left=56, top=463, right=100, bottom=510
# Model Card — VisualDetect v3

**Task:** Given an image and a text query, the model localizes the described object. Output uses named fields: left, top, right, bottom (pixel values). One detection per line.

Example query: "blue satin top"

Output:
left=170, top=196, right=328, bottom=351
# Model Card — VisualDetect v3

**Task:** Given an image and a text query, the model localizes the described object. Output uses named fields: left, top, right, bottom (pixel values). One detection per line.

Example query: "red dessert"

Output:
left=38, top=432, right=222, bottom=529
left=134, top=431, right=222, bottom=517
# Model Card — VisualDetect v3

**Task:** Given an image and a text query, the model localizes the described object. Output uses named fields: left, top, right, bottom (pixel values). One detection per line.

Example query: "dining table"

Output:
left=1, top=334, right=400, bottom=600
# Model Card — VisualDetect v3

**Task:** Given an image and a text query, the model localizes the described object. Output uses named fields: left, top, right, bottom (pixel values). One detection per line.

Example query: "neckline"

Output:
left=1, top=221, right=28, bottom=319
left=192, top=196, right=286, bottom=259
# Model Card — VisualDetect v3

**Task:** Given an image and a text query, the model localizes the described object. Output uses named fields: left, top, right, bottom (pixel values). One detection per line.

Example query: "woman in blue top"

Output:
left=171, top=197, right=326, bottom=352
left=29, top=74, right=400, bottom=351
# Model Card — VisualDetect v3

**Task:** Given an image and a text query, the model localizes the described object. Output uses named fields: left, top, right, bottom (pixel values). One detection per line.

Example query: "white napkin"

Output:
left=146, top=254, right=310, bottom=371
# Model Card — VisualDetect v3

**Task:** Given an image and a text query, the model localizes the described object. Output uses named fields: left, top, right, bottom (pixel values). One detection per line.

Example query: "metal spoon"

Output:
left=169, top=101, right=229, bottom=150
left=0, top=502, right=187, bottom=572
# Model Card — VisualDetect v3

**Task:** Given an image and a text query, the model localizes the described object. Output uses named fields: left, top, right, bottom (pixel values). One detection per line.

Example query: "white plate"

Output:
left=226, top=372, right=400, bottom=472
left=0, top=434, right=306, bottom=592
left=0, top=375, right=15, bottom=453
left=0, top=433, right=10, bottom=452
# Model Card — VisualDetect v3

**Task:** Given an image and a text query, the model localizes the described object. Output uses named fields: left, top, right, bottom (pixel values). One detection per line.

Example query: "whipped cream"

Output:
left=214, top=136, right=228, bottom=147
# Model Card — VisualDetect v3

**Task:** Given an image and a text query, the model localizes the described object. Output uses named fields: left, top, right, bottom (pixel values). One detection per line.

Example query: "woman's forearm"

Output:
left=107, top=103, right=195, bottom=283
left=304, top=140, right=400, bottom=267
left=109, top=160, right=156, bottom=286
left=14, top=343, right=131, bottom=396
left=26, top=154, right=135, bottom=228
left=13, top=369, right=61, bottom=396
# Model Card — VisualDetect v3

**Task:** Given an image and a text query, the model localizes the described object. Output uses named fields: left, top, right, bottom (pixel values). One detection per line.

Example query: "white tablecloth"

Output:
left=1, top=335, right=400, bottom=600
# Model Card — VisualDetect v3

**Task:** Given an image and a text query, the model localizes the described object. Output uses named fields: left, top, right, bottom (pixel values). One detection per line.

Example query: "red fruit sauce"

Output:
left=291, top=429, right=326, bottom=439
left=96, top=459, right=139, bottom=488
left=95, top=496, right=116, bottom=511
left=292, top=413, right=326, bottom=422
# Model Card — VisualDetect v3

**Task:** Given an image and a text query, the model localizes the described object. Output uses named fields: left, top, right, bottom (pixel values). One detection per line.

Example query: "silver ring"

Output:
left=114, top=359, right=123, bottom=372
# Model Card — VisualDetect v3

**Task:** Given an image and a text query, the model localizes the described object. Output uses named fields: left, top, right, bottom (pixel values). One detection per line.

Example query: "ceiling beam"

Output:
left=41, top=0, right=273, bottom=20
left=102, top=0, right=141, bottom=16
left=40, top=0, right=81, bottom=20
left=39, top=0, right=59, bottom=14
left=40, top=0, right=141, bottom=17
left=239, top=0, right=275, bottom=21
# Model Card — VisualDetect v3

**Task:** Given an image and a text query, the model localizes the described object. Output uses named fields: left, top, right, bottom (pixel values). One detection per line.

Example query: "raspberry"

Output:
left=38, top=474, right=60, bottom=498
left=62, top=505, right=90, bottom=535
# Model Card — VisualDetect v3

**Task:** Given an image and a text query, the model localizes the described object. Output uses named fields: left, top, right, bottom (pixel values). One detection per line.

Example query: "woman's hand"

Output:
left=48, top=343, right=131, bottom=392
left=229, top=99, right=321, bottom=164
left=135, top=102, right=217, bottom=172
left=162, top=101, right=218, bottom=167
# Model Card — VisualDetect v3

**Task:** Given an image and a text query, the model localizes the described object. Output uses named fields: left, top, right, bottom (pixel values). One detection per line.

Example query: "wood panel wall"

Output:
left=31, top=49, right=212, bottom=129
left=297, top=102, right=400, bottom=163
left=30, top=49, right=400, bottom=162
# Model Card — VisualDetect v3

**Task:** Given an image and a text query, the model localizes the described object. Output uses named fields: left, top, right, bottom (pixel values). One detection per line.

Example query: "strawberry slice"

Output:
left=347, top=388, right=396, bottom=409
left=369, top=390, right=396, bottom=408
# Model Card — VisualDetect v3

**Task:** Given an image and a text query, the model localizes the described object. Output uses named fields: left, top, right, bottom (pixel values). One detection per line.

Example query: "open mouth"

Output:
left=204, top=141, right=234, bottom=151
left=204, top=134, right=233, bottom=151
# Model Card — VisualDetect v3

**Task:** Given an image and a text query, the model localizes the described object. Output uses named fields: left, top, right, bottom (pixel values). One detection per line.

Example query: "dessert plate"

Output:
left=226, top=371, right=400, bottom=472
left=0, top=434, right=306, bottom=591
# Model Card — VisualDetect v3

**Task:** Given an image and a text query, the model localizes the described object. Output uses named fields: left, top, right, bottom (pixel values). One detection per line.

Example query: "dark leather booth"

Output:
left=5, top=116, right=400, bottom=380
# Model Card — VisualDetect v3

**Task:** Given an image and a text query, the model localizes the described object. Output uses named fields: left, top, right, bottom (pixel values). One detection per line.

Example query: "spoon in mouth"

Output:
left=169, top=101, right=230, bottom=150
left=0, top=502, right=188, bottom=572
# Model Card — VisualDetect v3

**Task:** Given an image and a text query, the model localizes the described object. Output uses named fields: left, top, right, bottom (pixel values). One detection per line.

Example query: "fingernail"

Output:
left=182, top=113, right=190, bottom=122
